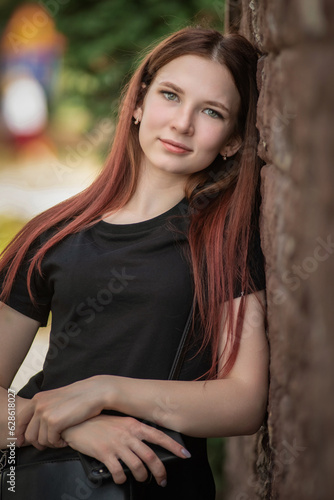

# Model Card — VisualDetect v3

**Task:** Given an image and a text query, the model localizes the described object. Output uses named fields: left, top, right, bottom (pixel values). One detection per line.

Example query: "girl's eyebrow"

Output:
left=157, top=80, right=230, bottom=115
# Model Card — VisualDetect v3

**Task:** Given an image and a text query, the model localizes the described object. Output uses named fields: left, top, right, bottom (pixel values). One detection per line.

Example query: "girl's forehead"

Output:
left=156, top=54, right=220, bottom=75
left=154, top=54, right=233, bottom=90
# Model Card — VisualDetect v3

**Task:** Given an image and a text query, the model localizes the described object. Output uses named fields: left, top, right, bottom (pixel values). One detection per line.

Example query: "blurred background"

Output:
left=0, top=0, right=226, bottom=497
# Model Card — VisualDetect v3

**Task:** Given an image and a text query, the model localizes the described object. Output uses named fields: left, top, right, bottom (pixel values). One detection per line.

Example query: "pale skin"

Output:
left=0, top=55, right=269, bottom=488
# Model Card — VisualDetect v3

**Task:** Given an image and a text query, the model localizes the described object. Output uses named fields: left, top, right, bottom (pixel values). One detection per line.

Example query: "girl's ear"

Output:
left=133, top=83, right=147, bottom=123
left=220, top=134, right=243, bottom=159
left=133, top=107, right=143, bottom=123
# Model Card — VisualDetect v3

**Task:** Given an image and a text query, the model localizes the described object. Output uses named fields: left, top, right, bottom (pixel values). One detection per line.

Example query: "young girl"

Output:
left=0, top=27, right=269, bottom=499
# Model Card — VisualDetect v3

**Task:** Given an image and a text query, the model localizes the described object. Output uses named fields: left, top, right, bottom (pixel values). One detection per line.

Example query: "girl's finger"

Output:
left=117, top=449, right=149, bottom=483
left=141, top=425, right=191, bottom=460
left=16, top=404, right=34, bottom=438
left=47, top=424, right=65, bottom=447
left=130, top=440, right=167, bottom=486
left=24, top=416, right=40, bottom=447
left=37, top=419, right=49, bottom=447
left=103, top=456, right=128, bottom=485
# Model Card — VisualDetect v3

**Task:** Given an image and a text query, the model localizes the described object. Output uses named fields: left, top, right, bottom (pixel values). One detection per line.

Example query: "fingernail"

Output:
left=160, top=479, right=167, bottom=487
left=181, top=448, right=191, bottom=458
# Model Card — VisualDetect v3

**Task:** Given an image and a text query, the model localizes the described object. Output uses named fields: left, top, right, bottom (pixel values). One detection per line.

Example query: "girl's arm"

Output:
left=20, top=291, right=269, bottom=446
left=0, top=303, right=191, bottom=484
left=104, top=291, right=269, bottom=438
left=0, top=303, right=40, bottom=448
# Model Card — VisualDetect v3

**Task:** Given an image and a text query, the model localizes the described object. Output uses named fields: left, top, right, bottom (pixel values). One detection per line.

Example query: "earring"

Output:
left=223, top=153, right=227, bottom=161
left=134, top=117, right=140, bottom=125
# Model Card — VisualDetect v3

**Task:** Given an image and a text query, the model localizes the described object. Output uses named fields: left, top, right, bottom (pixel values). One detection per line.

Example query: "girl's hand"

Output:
left=10, top=396, right=36, bottom=448
left=16, top=376, right=108, bottom=448
left=62, top=414, right=190, bottom=487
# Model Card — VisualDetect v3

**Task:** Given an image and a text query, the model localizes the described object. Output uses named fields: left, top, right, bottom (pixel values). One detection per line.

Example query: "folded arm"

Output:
left=103, top=291, right=269, bottom=437
left=16, top=291, right=269, bottom=446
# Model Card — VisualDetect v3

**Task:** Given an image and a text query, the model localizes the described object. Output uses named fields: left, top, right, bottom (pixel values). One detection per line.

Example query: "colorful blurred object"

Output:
left=0, top=2, right=65, bottom=145
left=2, top=74, right=48, bottom=138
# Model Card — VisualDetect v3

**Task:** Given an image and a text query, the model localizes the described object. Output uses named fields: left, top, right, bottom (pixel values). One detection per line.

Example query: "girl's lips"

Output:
left=159, top=139, right=192, bottom=154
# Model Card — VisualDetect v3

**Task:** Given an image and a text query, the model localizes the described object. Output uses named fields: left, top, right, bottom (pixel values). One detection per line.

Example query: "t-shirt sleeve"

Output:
left=0, top=240, right=52, bottom=326
left=233, top=228, right=266, bottom=298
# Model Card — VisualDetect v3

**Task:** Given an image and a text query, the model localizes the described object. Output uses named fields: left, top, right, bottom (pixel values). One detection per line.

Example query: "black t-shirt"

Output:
left=1, top=197, right=265, bottom=499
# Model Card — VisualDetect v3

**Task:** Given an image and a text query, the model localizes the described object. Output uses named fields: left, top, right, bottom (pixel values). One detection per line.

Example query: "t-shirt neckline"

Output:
left=95, top=197, right=188, bottom=234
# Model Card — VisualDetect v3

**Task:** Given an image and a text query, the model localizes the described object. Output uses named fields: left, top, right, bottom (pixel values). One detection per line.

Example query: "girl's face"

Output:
left=134, top=54, right=241, bottom=181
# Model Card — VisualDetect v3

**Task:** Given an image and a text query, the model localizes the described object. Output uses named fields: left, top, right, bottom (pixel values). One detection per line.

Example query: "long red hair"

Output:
left=0, top=27, right=263, bottom=380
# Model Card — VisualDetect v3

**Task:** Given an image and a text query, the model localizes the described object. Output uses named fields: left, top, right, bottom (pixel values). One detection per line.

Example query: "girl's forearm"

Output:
left=0, top=388, right=29, bottom=448
left=102, top=376, right=268, bottom=438
left=0, top=388, right=12, bottom=448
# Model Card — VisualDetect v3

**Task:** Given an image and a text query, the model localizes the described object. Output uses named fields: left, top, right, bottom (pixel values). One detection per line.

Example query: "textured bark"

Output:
left=223, top=1, right=334, bottom=499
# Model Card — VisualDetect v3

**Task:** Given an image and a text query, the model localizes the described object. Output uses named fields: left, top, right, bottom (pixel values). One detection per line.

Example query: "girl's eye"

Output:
left=204, top=108, right=223, bottom=119
left=161, top=91, right=178, bottom=101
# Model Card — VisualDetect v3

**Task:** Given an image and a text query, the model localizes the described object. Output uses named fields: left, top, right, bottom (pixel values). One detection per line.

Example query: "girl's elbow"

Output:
left=243, top=417, right=265, bottom=436
left=242, top=394, right=268, bottom=435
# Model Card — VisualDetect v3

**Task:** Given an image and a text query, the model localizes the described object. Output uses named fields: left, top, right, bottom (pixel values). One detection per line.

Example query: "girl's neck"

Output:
left=103, top=164, right=187, bottom=224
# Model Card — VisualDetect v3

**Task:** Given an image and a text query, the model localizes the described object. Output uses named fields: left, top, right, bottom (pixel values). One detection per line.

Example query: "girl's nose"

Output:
left=170, top=106, right=194, bottom=135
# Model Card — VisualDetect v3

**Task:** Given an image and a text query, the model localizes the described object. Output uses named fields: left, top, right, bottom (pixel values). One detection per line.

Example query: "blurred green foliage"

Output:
left=208, top=437, right=226, bottom=497
left=1, top=0, right=225, bottom=120
left=54, top=0, right=224, bottom=118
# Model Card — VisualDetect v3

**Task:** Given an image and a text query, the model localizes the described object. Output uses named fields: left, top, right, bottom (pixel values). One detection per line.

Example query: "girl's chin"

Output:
left=142, top=160, right=191, bottom=176
left=155, top=165, right=193, bottom=177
